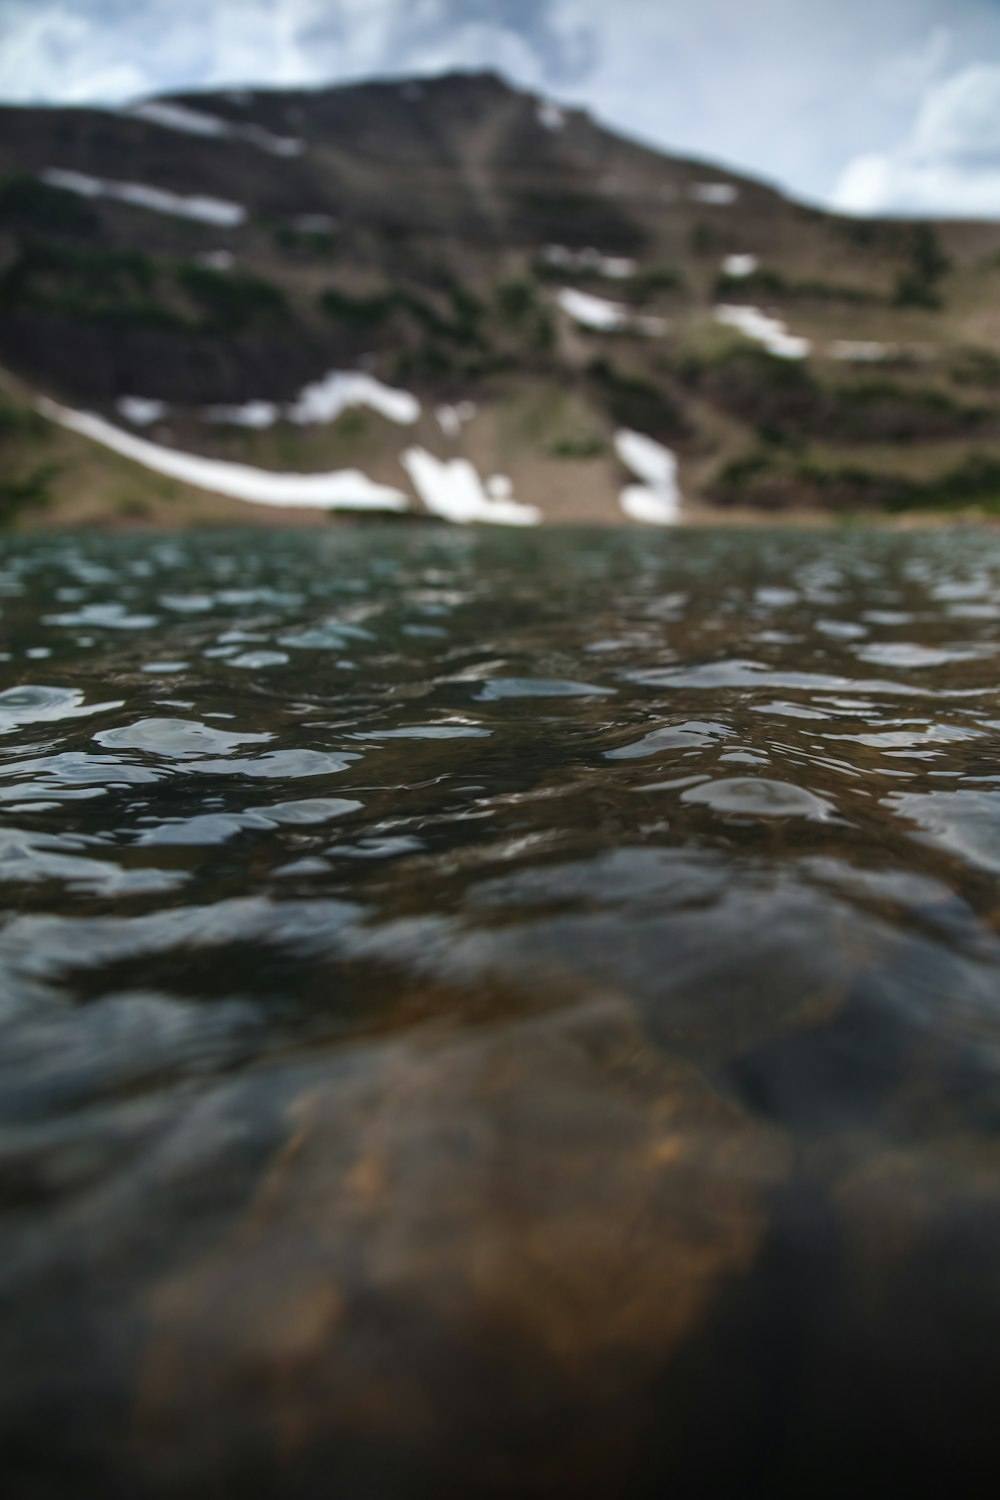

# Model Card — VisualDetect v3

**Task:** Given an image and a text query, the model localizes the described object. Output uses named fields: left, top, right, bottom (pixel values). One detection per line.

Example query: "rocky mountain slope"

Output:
left=3, top=70, right=1000, bottom=527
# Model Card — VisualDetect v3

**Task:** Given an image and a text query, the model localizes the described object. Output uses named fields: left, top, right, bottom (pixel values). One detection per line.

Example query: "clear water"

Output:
left=1, top=524, right=998, bottom=1495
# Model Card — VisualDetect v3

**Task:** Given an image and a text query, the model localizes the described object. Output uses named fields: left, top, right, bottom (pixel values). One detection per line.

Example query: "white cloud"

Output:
left=834, top=63, right=1000, bottom=215
left=61, top=61, right=151, bottom=103
left=0, top=4, right=156, bottom=103
left=912, top=63, right=1000, bottom=156
left=0, top=0, right=591, bottom=104
left=835, top=153, right=1000, bottom=216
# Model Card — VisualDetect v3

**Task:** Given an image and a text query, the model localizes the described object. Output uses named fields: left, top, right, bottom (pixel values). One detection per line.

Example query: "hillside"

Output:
left=4, top=69, right=1000, bottom=527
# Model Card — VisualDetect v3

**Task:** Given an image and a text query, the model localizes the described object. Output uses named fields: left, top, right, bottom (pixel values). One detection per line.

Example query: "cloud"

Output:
left=913, top=63, right=1000, bottom=158
left=834, top=63, right=1000, bottom=215
left=0, top=3, right=149, bottom=104
left=0, top=0, right=594, bottom=104
left=834, top=152, right=1000, bottom=217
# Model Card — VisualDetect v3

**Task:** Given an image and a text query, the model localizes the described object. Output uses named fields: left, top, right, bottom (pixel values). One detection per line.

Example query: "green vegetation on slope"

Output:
left=0, top=242, right=292, bottom=337
left=175, top=264, right=287, bottom=332
left=0, top=395, right=56, bottom=523
left=892, top=225, right=952, bottom=309
left=0, top=242, right=180, bottom=328
left=713, top=268, right=882, bottom=304
left=318, top=275, right=556, bottom=383
left=0, top=175, right=99, bottom=235
left=587, top=358, right=687, bottom=440
left=681, top=345, right=990, bottom=445
left=711, top=445, right=1000, bottom=514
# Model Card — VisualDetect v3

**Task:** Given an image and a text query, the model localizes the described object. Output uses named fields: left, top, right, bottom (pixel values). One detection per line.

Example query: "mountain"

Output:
left=4, top=69, right=1000, bottom=528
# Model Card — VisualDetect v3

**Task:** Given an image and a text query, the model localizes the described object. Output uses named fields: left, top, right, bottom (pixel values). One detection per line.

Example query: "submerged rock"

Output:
left=6, top=999, right=784, bottom=1496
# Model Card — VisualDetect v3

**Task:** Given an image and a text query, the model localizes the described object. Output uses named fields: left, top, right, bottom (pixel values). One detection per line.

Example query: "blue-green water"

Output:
left=1, top=524, right=999, bottom=1495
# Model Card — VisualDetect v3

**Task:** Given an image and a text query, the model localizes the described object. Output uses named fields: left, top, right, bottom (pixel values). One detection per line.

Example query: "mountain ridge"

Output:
left=3, top=69, right=1000, bottom=527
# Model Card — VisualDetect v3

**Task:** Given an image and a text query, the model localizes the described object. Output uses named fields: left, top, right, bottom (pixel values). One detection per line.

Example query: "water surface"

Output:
left=1, top=525, right=998, bottom=1495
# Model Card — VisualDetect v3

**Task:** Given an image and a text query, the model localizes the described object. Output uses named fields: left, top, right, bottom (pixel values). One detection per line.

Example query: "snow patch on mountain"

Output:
left=38, top=399, right=408, bottom=512
left=129, top=100, right=303, bottom=156
left=722, top=254, right=758, bottom=277
left=691, top=182, right=738, bottom=205
left=537, top=100, right=566, bottom=131
left=402, top=449, right=539, bottom=525
left=42, top=168, right=246, bottom=226
left=556, top=288, right=667, bottom=336
left=614, top=430, right=682, bottom=525
left=435, top=402, right=477, bottom=439
left=116, top=396, right=167, bottom=426
left=195, top=250, right=235, bottom=270
left=288, top=372, right=420, bottom=426
left=542, top=246, right=637, bottom=279
left=714, top=303, right=811, bottom=359
left=203, top=402, right=280, bottom=428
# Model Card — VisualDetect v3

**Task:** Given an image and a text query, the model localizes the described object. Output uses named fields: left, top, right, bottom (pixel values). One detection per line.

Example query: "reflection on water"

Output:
left=1, top=524, right=999, bottom=1495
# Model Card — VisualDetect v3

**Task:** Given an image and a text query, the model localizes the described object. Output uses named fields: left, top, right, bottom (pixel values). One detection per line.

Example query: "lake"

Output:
left=1, top=523, right=998, bottom=1495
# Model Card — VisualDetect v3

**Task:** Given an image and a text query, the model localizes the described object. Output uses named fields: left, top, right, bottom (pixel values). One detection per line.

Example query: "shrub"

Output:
left=493, top=281, right=554, bottom=354
left=690, top=222, right=719, bottom=256
left=394, top=290, right=452, bottom=337
left=0, top=397, right=46, bottom=442
left=711, top=446, right=1000, bottom=513
left=829, top=216, right=906, bottom=252
left=450, top=284, right=485, bottom=323
left=627, top=265, right=685, bottom=299
left=0, top=395, right=56, bottom=524
left=687, top=345, right=985, bottom=443
left=393, top=342, right=456, bottom=380
left=911, top=224, right=951, bottom=283
left=177, top=264, right=286, bottom=331
left=713, top=268, right=790, bottom=300
left=529, top=308, right=556, bottom=355
left=495, top=279, right=538, bottom=325
left=893, top=272, right=942, bottom=309
left=713, top=269, right=880, bottom=304
left=588, top=357, right=687, bottom=439
left=273, top=225, right=335, bottom=255
left=513, top=190, right=643, bottom=252
left=822, top=380, right=986, bottom=442
left=319, top=285, right=468, bottom=342
left=894, top=453, right=1000, bottom=512
left=319, top=286, right=396, bottom=328
left=0, top=241, right=156, bottom=297
left=0, top=465, right=55, bottom=520
left=710, top=449, right=916, bottom=511
left=0, top=175, right=98, bottom=233
left=684, top=345, right=821, bottom=435
left=893, top=225, right=950, bottom=308
left=715, top=451, right=775, bottom=489
left=952, top=347, right=1000, bottom=389
left=549, top=434, right=606, bottom=459
left=115, top=495, right=153, bottom=520
left=443, top=283, right=487, bottom=348
left=0, top=241, right=180, bottom=327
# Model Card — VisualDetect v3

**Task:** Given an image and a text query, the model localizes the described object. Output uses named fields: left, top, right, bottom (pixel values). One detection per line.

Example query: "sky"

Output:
left=3, top=0, right=1000, bottom=217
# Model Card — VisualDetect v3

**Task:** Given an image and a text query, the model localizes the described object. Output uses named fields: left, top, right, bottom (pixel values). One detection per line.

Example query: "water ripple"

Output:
left=2, top=526, right=1000, bottom=1491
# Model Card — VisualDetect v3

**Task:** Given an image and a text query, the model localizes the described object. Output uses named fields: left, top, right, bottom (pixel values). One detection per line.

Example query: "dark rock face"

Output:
left=0, top=71, right=773, bottom=414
